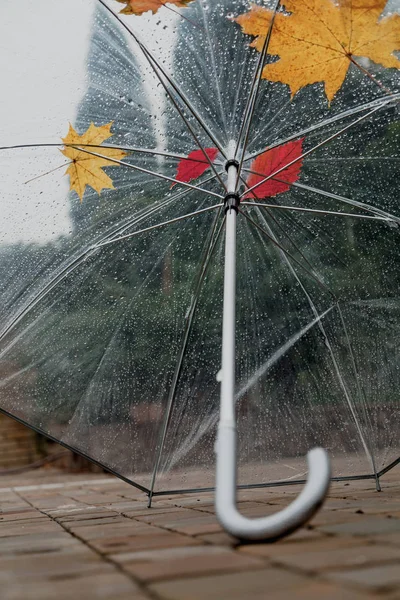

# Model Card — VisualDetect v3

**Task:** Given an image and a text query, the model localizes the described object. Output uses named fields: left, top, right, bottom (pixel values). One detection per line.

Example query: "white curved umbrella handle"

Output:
left=217, top=149, right=331, bottom=541
left=215, top=424, right=331, bottom=541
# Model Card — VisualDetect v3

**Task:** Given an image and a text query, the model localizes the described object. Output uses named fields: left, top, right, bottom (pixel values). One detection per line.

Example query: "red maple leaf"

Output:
left=244, top=139, right=304, bottom=199
left=173, top=147, right=218, bottom=186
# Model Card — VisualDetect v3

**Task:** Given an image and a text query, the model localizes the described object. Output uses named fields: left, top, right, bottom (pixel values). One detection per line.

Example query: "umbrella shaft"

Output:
left=220, top=159, right=238, bottom=426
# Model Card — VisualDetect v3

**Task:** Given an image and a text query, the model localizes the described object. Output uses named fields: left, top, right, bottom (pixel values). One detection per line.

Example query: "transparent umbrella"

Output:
left=0, top=0, right=399, bottom=541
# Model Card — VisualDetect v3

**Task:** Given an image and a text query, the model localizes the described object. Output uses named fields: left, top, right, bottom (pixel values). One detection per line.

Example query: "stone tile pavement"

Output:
left=0, top=467, right=399, bottom=599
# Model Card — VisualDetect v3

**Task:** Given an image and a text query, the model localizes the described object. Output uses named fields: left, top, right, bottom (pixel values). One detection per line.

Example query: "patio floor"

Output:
left=0, top=465, right=399, bottom=599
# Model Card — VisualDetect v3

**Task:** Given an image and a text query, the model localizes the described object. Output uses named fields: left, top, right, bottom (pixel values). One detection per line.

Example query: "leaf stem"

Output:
left=24, top=162, right=72, bottom=185
left=349, top=55, right=394, bottom=97
left=163, top=3, right=204, bottom=30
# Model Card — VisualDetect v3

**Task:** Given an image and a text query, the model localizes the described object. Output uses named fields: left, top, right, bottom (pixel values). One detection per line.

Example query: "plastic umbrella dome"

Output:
left=0, top=0, right=399, bottom=539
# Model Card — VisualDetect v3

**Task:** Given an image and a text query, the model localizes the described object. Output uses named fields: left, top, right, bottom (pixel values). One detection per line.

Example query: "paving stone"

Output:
left=321, top=499, right=360, bottom=510
left=320, top=516, right=400, bottom=536
left=115, top=490, right=152, bottom=500
left=196, top=531, right=237, bottom=546
left=326, top=563, right=400, bottom=592
left=65, top=493, right=126, bottom=505
left=3, top=572, right=148, bottom=600
left=239, top=536, right=360, bottom=559
left=55, top=510, right=118, bottom=522
left=59, top=489, right=100, bottom=497
left=237, top=489, right=289, bottom=502
left=123, top=506, right=188, bottom=518
left=273, top=543, right=400, bottom=572
left=1, top=466, right=400, bottom=599
left=0, top=518, right=49, bottom=528
left=0, top=550, right=113, bottom=582
left=278, top=527, right=325, bottom=542
left=91, top=531, right=201, bottom=554
left=67, top=517, right=141, bottom=529
left=24, top=495, right=83, bottom=510
left=0, top=504, right=32, bottom=513
left=135, top=509, right=202, bottom=525
left=62, top=516, right=126, bottom=528
left=171, top=498, right=216, bottom=509
left=149, top=567, right=307, bottom=599
left=116, top=545, right=265, bottom=582
left=103, top=501, right=142, bottom=511
left=374, top=531, right=400, bottom=547
left=340, top=502, right=400, bottom=515
left=263, top=582, right=378, bottom=599
left=155, top=514, right=223, bottom=536
left=0, top=521, right=62, bottom=537
left=68, top=523, right=155, bottom=541
left=307, top=511, right=369, bottom=527
left=201, top=524, right=321, bottom=549
left=0, top=493, right=19, bottom=501
left=0, top=532, right=79, bottom=555
left=0, top=511, right=46, bottom=522
left=193, top=501, right=272, bottom=515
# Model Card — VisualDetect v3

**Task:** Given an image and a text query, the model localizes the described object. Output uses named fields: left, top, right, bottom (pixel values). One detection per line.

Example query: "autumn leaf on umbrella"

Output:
left=244, top=139, right=304, bottom=199
left=235, top=0, right=400, bottom=102
left=116, top=0, right=194, bottom=16
left=172, top=147, right=219, bottom=186
left=61, top=122, right=127, bottom=201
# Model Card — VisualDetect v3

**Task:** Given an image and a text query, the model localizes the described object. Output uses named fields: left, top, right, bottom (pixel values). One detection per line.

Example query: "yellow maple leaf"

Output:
left=116, top=0, right=193, bottom=16
left=235, top=0, right=400, bottom=102
left=61, top=122, right=127, bottom=201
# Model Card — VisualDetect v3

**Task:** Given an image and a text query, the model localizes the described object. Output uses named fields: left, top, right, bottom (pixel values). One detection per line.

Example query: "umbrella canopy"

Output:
left=1, top=0, right=399, bottom=534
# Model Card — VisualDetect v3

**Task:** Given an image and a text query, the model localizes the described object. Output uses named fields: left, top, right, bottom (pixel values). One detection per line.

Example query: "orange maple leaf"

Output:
left=61, top=123, right=127, bottom=201
left=235, top=0, right=400, bottom=102
left=116, top=0, right=194, bottom=16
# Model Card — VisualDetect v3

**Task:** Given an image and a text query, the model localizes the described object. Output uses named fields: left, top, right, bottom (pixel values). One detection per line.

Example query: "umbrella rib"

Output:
left=240, top=166, right=399, bottom=223
left=0, top=178, right=212, bottom=346
left=235, top=306, right=335, bottom=402
left=235, top=0, right=280, bottom=155
left=307, top=157, right=400, bottom=162
left=254, top=199, right=347, bottom=269
left=238, top=168, right=345, bottom=280
left=336, top=304, right=380, bottom=484
left=328, top=304, right=380, bottom=477
left=244, top=94, right=399, bottom=163
left=71, top=144, right=194, bottom=162
left=239, top=208, right=336, bottom=298
left=234, top=0, right=281, bottom=185
left=0, top=137, right=221, bottom=252
left=241, top=164, right=399, bottom=223
left=246, top=198, right=341, bottom=285
left=71, top=146, right=224, bottom=200
left=240, top=103, right=390, bottom=198
left=0, top=252, right=93, bottom=349
left=96, top=0, right=227, bottom=171
left=139, top=44, right=227, bottom=159
left=95, top=171, right=224, bottom=246
left=0, top=142, right=201, bottom=162
left=164, top=304, right=336, bottom=470
left=289, top=181, right=400, bottom=223
left=248, top=98, right=293, bottom=150
left=0, top=408, right=150, bottom=494
left=199, top=0, right=228, bottom=134
left=93, top=204, right=223, bottom=249
left=148, top=211, right=225, bottom=504
left=63, top=243, right=176, bottom=440
left=141, top=50, right=227, bottom=192
left=247, top=209, right=378, bottom=472
left=242, top=201, right=394, bottom=222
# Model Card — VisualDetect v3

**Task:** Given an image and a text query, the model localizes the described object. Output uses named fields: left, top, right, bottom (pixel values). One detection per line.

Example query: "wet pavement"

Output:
left=0, top=466, right=399, bottom=599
